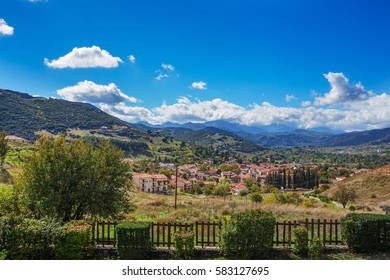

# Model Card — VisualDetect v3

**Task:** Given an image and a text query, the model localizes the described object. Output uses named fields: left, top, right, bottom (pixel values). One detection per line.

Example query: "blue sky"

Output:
left=1, top=0, right=390, bottom=131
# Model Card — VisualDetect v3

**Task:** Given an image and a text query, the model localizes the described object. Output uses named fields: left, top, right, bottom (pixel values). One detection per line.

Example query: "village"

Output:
left=131, top=160, right=368, bottom=196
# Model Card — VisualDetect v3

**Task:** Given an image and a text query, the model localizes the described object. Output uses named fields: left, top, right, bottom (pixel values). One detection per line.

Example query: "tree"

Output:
left=333, top=185, right=356, bottom=208
left=158, top=168, right=172, bottom=180
left=15, top=134, right=132, bottom=222
left=0, top=131, right=8, bottom=172
left=249, top=192, right=263, bottom=204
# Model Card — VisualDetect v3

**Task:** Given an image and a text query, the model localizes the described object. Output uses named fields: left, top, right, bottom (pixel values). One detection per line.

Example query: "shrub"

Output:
left=274, top=193, right=288, bottom=204
left=302, top=198, right=317, bottom=208
left=173, top=231, right=195, bottom=259
left=0, top=217, right=62, bottom=260
left=318, top=195, right=331, bottom=204
left=309, top=237, right=324, bottom=259
left=0, top=249, right=7, bottom=260
left=348, top=205, right=356, bottom=211
left=54, top=220, right=93, bottom=260
left=249, top=192, right=263, bottom=204
left=341, top=213, right=390, bottom=253
left=292, top=227, right=308, bottom=257
left=286, top=192, right=302, bottom=205
left=116, top=221, right=151, bottom=259
left=220, top=209, right=276, bottom=259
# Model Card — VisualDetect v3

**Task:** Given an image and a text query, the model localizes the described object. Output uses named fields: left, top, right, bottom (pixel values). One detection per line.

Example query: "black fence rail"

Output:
left=92, top=219, right=342, bottom=248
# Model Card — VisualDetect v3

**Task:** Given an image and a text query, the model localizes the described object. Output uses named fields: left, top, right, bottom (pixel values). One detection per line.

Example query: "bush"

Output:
left=341, top=213, right=390, bottom=253
left=286, top=192, right=302, bottom=205
left=116, top=221, right=151, bottom=259
left=220, top=209, right=276, bottom=259
left=54, top=220, right=93, bottom=260
left=173, top=231, right=195, bottom=259
left=0, top=217, right=62, bottom=259
left=318, top=195, right=331, bottom=204
left=292, top=227, right=308, bottom=257
left=0, top=249, right=7, bottom=260
left=249, top=192, right=263, bottom=204
left=274, top=193, right=288, bottom=204
left=309, top=237, right=324, bottom=259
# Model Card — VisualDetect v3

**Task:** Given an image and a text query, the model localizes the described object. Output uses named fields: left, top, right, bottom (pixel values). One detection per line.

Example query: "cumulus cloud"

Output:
left=285, top=94, right=296, bottom=102
left=57, top=81, right=138, bottom=104
left=44, top=46, right=123, bottom=69
left=97, top=92, right=390, bottom=131
left=155, top=63, right=176, bottom=80
left=162, top=63, right=175, bottom=71
left=301, top=101, right=311, bottom=107
left=191, top=81, right=207, bottom=90
left=314, top=72, right=374, bottom=106
left=128, top=55, right=136, bottom=63
left=0, top=19, right=14, bottom=36
left=155, top=72, right=169, bottom=81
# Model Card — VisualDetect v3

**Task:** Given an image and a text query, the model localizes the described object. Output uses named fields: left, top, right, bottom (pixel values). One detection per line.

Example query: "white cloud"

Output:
left=162, top=63, right=175, bottom=71
left=285, top=94, right=296, bottom=102
left=301, top=101, right=311, bottom=107
left=57, top=81, right=138, bottom=104
left=28, top=0, right=48, bottom=3
left=128, top=55, right=136, bottom=63
left=155, top=72, right=169, bottom=81
left=0, top=19, right=14, bottom=36
left=97, top=92, right=390, bottom=131
left=191, top=81, right=207, bottom=90
left=44, top=46, right=123, bottom=69
left=154, top=63, right=176, bottom=80
left=314, top=72, right=374, bottom=106
left=89, top=72, right=390, bottom=132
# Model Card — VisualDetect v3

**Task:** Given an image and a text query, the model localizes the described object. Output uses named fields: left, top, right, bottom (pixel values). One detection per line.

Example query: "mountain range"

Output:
left=1, top=88, right=390, bottom=149
left=139, top=120, right=390, bottom=147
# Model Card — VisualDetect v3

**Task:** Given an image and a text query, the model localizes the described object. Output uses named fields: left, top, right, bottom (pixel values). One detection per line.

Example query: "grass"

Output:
left=126, top=190, right=349, bottom=224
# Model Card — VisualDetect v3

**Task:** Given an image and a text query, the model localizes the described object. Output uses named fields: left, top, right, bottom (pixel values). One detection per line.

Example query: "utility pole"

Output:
left=174, top=165, right=178, bottom=210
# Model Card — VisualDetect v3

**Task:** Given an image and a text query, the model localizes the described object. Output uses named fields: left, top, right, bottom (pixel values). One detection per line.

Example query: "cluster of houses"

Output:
left=131, top=161, right=370, bottom=195
left=131, top=162, right=296, bottom=195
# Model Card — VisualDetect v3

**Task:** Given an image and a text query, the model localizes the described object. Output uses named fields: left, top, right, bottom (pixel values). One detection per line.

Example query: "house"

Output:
left=231, top=182, right=249, bottom=195
left=170, top=177, right=192, bottom=192
left=132, top=173, right=169, bottom=193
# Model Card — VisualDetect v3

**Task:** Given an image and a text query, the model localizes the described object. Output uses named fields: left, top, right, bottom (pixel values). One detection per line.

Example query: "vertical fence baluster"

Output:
left=323, top=219, right=327, bottom=245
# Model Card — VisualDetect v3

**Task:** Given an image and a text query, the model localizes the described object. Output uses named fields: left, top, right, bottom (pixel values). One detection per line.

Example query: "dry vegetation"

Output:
left=126, top=189, right=348, bottom=223
left=326, top=165, right=390, bottom=212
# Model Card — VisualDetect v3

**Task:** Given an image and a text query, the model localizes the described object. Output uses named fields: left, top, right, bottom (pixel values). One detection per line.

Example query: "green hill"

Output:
left=0, top=89, right=125, bottom=140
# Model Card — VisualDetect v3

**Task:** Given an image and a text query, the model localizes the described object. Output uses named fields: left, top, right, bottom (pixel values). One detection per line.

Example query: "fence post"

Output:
left=323, top=219, right=327, bottom=245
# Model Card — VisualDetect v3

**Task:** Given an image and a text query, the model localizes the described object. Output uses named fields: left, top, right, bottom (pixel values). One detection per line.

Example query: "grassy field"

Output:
left=126, top=190, right=350, bottom=223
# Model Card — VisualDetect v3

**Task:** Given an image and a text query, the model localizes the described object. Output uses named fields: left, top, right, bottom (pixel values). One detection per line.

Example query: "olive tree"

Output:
left=334, top=185, right=356, bottom=208
left=15, top=134, right=133, bottom=222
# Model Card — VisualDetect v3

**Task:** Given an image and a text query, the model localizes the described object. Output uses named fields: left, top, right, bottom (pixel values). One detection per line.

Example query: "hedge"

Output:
left=0, top=216, right=62, bottom=260
left=341, top=213, right=390, bottom=253
left=54, top=220, right=93, bottom=260
left=173, top=231, right=195, bottom=259
left=116, top=221, right=151, bottom=259
left=292, top=227, right=309, bottom=257
left=220, top=209, right=276, bottom=259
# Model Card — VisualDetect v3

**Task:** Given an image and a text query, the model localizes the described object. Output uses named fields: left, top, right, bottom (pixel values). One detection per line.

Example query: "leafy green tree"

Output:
left=213, top=180, right=231, bottom=200
left=15, top=134, right=132, bottom=222
left=203, top=186, right=213, bottom=196
left=158, top=168, right=172, bottom=180
left=249, top=192, right=263, bottom=204
left=0, top=131, right=8, bottom=172
left=334, top=185, right=356, bottom=208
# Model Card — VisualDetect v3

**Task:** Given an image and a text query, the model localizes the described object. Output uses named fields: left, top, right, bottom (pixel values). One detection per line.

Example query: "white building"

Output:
left=132, top=173, right=169, bottom=193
